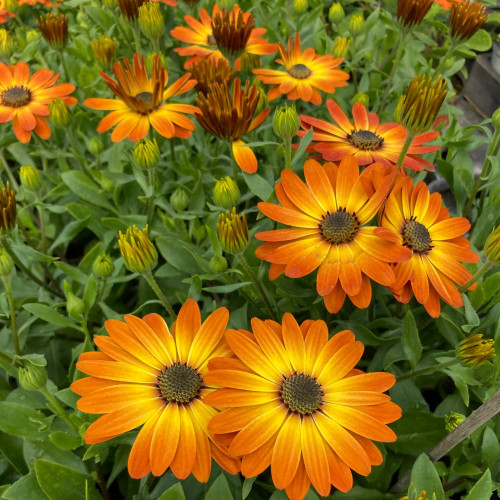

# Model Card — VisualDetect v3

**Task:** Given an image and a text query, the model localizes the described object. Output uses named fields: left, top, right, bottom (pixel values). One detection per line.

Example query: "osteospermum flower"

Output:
left=299, top=101, right=440, bottom=171
left=170, top=5, right=277, bottom=69
left=253, top=33, right=349, bottom=105
left=256, top=157, right=412, bottom=313
left=376, top=176, right=479, bottom=317
left=0, top=61, right=76, bottom=143
left=204, top=314, right=401, bottom=500
left=195, top=78, right=270, bottom=173
left=71, top=299, right=240, bottom=480
left=84, top=54, right=198, bottom=142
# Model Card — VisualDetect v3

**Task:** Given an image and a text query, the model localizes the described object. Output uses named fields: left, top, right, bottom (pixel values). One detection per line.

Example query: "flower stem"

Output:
left=67, top=128, right=91, bottom=175
left=146, top=167, right=155, bottom=226
left=1, top=274, right=21, bottom=356
left=237, top=252, right=278, bottom=321
left=432, top=41, right=457, bottom=81
left=284, top=138, right=292, bottom=170
left=40, top=385, right=80, bottom=435
left=387, top=131, right=415, bottom=194
left=397, top=359, right=459, bottom=381
left=0, top=151, right=20, bottom=190
left=58, top=49, right=70, bottom=83
left=458, top=260, right=494, bottom=293
left=143, top=271, right=177, bottom=321
left=36, top=201, right=48, bottom=256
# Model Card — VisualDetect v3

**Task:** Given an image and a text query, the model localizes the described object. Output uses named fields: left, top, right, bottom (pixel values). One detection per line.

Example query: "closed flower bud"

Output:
left=119, top=225, right=158, bottom=273
left=93, top=253, right=115, bottom=279
left=218, top=0, right=236, bottom=10
left=397, top=0, right=433, bottom=29
left=399, top=492, right=426, bottom=500
left=445, top=412, right=466, bottom=433
left=17, top=357, right=48, bottom=391
left=349, top=13, right=364, bottom=35
left=133, top=138, right=160, bottom=169
left=484, top=226, right=500, bottom=265
left=492, top=107, right=500, bottom=131
left=293, top=0, right=307, bottom=14
left=49, top=98, right=71, bottom=127
left=353, top=92, right=369, bottom=107
left=273, top=104, right=300, bottom=143
left=100, top=172, right=115, bottom=192
left=170, top=187, right=189, bottom=212
left=253, top=80, right=268, bottom=115
left=87, top=136, right=104, bottom=155
left=91, top=35, right=117, bottom=68
left=217, top=208, right=249, bottom=254
left=103, top=0, right=117, bottom=6
left=210, top=255, right=228, bottom=273
left=0, top=249, right=14, bottom=277
left=0, top=183, right=16, bottom=235
left=213, top=177, right=240, bottom=209
left=139, top=2, right=164, bottom=43
left=329, top=3, right=344, bottom=23
left=64, top=282, right=85, bottom=320
left=457, top=334, right=495, bottom=367
left=0, top=29, right=14, bottom=58
left=332, top=36, right=350, bottom=58
left=26, top=30, right=40, bottom=44
left=192, top=220, right=207, bottom=242
left=19, top=165, right=42, bottom=192
left=450, top=0, right=488, bottom=42
left=37, top=13, right=68, bottom=50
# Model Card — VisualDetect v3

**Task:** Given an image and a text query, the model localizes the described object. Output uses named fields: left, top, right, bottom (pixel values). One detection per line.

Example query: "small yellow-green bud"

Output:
left=17, top=357, right=48, bottom=392
left=91, top=35, right=117, bottom=68
left=332, top=36, right=350, bottom=59
left=252, top=79, right=268, bottom=115
left=218, top=0, right=236, bottom=9
left=26, top=30, right=40, bottom=44
left=100, top=172, right=114, bottom=192
left=133, top=138, right=160, bottom=169
left=492, top=107, right=500, bottom=131
left=213, top=177, right=240, bottom=209
left=0, top=29, right=14, bottom=58
left=399, top=492, right=426, bottom=500
left=353, top=92, right=369, bottom=107
left=329, top=2, right=344, bottom=23
left=0, top=183, right=16, bottom=235
left=87, top=136, right=104, bottom=156
left=0, top=249, right=14, bottom=277
left=349, top=13, right=364, bottom=35
left=217, top=208, right=249, bottom=255
left=64, top=282, right=85, bottom=320
left=192, top=220, right=207, bottom=242
left=93, top=253, right=115, bottom=279
left=457, top=334, right=495, bottom=367
left=484, top=226, right=500, bottom=265
left=273, top=104, right=300, bottom=143
left=210, top=255, right=228, bottom=273
left=139, top=2, right=164, bottom=42
left=170, top=188, right=189, bottom=212
left=293, top=0, right=307, bottom=14
left=119, top=225, right=158, bottom=274
left=49, top=98, right=71, bottom=127
left=19, top=165, right=42, bottom=192
left=445, top=412, right=466, bottom=433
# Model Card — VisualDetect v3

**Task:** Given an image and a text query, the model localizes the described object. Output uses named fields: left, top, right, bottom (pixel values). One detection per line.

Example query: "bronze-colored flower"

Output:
left=397, top=0, right=433, bottom=28
left=449, top=0, right=489, bottom=41
left=0, top=182, right=16, bottom=234
left=190, top=57, right=235, bottom=95
left=36, top=13, right=68, bottom=49
left=217, top=207, right=248, bottom=254
left=117, top=0, right=144, bottom=21
left=457, top=334, right=495, bottom=367
left=91, top=35, right=117, bottom=67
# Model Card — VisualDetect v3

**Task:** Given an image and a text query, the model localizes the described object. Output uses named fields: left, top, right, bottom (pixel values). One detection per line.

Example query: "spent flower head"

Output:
left=36, top=13, right=68, bottom=49
left=484, top=226, right=500, bottom=265
left=217, top=207, right=249, bottom=254
left=213, top=177, right=240, bottom=209
left=457, top=334, right=495, bottom=367
left=450, top=0, right=488, bottom=42
left=133, top=138, right=160, bottom=169
left=92, top=36, right=117, bottom=67
left=119, top=225, right=158, bottom=273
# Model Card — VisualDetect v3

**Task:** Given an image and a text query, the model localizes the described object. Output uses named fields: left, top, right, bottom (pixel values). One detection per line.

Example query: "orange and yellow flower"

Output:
left=253, top=34, right=349, bottom=105
left=299, top=101, right=440, bottom=171
left=376, top=176, right=479, bottom=317
left=71, top=299, right=240, bottom=481
left=205, top=314, right=401, bottom=500
left=255, top=157, right=412, bottom=313
left=0, top=61, right=76, bottom=143
left=170, top=5, right=277, bottom=69
left=84, top=54, right=198, bottom=142
left=18, top=0, right=58, bottom=6
left=0, top=0, right=14, bottom=23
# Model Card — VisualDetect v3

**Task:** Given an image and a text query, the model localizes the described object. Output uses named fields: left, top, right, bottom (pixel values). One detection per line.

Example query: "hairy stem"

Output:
left=143, top=271, right=177, bottom=321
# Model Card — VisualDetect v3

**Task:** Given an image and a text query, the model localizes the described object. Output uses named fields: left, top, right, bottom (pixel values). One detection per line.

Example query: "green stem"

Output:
left=143, top=271, right=177, bottom=321
left=36, top=201, right=48, bottom=256
left=458, top=260, right=494, bottom=293
left=146, top=168, right=155, bottom=226
left=170, top=138, right=176, bottom=164
left=67, top=128, right=90, bottom=175
left=2, top=275, right=21, bottom=356
left=284, top=138, right=292, bottom=170
left=132, top=23, right=141, bottom=54
left=81, top=320, right=91, bottom=344
left=387, top=131, right=415, bottom=194
left=96, top=278, right=107, bottom=304
left=237, top=252, right=278, bottom=321
left=0, top=151, right=19, bottom=190
left=58, top=49, right=70, bottom=82
left=432, top=41, right=457, bottom=81
left=397, top=359, right=459, bottom=382
left=40, top=386, right=80, bottom=435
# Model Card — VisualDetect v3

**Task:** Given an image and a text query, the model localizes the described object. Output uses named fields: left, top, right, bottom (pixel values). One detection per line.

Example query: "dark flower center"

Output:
left=281, top=374, right=323, bottom=415
left=2, top=86, right=31, bottom=107
left=288, top=63, right=312, bottom=80
left=158, top=363, right=203, bottom=404
left=347, top=129, right=384, bottom=151
left=403, top=218, right=432, bottom=253
left=135, top=91, right=153, bottom=106
left=320, top=208, right=360, bottom=244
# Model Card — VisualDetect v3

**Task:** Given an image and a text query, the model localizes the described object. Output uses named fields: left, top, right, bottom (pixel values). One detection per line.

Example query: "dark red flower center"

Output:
left=347, top=129, right=384, bottom=151
left=281, top=373, right=323, bottom=415
left=320, top=208, right=360, bottom=244
left=403, top=218, right=432, bottom=253
left=288, top=63, right=312, bottom=80
left=135, top=91, right=153, bottom=106
left=2, top=86, right=31, bottom=108
left=158, top=363, right=203, bottom=403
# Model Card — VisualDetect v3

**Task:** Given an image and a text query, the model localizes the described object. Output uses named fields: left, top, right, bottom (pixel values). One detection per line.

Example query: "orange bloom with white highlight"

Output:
left=71, top=299, right=240, bottom=481
left=84, top=54, right=198, bottom=142
left=205, top=314, right=401, bottom=500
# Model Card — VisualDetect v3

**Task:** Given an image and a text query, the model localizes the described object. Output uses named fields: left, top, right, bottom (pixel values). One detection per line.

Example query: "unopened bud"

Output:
left=492, top=107, right=500, bottom=131
left=93, top=253, right=115, bottom=279
left=210, top=255, right=228, bottom=273
left=349, top=13, right=364, bottom=35
left=457, top=334, right=495, bottom=367
left=17, top=356, right=48, bottom=391
left=293, top=0, right=307, bottom=14
left=353, top=92, right=369, bottom=107
left=170, top=188, right=189, bottom=212
left=213, top=177, right=240, bottom=209
left=26, top=30, right=40, bottom=44
left=329, top=2, right=344, bottom=23
left=87, top=137, right=104, bottom=155
left=217, top=208, right=249, bottom=255
left=332, top=36, right=350, bottom=58
left=445, top=412, right=466, bottom=433
left=273, top=104, right=300, bottom=143
left=0, top=29, right=14, bottom=58
left=20, top=165, right=42, bottom=192
left=0, top=249, right=14, bottom=277
left=133, top=138, right=160, bottom=169
left=91, top=35, right=117, bottom=68
left=49, top=98, right=71, bottom=127
left=484, top=226, right=500, bottom=265
left=119, top=225, right=158, bottom=273
left=65, top=286, right=85, bottom=320
left=139, top=2, right=164, bottom=43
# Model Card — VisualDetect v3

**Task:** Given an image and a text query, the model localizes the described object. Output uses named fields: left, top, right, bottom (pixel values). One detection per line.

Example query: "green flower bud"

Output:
left=218, top=0, right=236, bottom=9
left=484, top=226, right=500, bottom=265
left=49, top=98, right=71, bottom=127
left=192, top=220, right=207, bottom=243
left=170, top=187, right=189, bottom=212
left=293, top=0, right=307, bottom=14
left=65, top=285, right=85, bottom=320
left=133, top=138, right=160, bottom=169
left=329, top=2, right=344, bottom=23
left=349, top=13, right=364, bottom=35
left=139, top=2, right=164, bottom=43
left=119, top=225, right=158, bottom=274
left=353, top=92, right=369, bottom=107
left=0, top=29, right=14, bottom=58
left=26, top=30, right=40, bottom=44
left=492, top=107, right=500, bottom=131
left=273, top=104, right=300, bottom=143
left=332, top=36, right=350, bottom=59
left=217, top=208, right=249, bottom=254
left=0, top=248, right=14, bottom=277
left=100, top=172, right=114, bottom=192
left=213, top=177, right=240, bottom=209
left=252, top=79, right=268, bottom=115
left=93, top=253, right=115, bottom=279
left=17, top=356, right=48, bottom=392
left=146, top=52, right=166, bottom=72
left=87, top=137, right=104, bottom=156
left=445, top=412, right=466, bottom=433
left=19, top=165, right=42, bottom=192
left=210, top=255, right=228, bottom=273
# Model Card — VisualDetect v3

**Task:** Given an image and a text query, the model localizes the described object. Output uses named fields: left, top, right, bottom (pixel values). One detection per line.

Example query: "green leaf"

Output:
left=462, top=294, right=480, bottom=333
left=0, top=402, right=50, bottom=440
left=0, top=431, right=28, bottom=474
left=49, top=431, right=83, bottom=450
left=202, top=282, right=252, bottom=293
left=242, top=171, right=273, bottom=201
left=410, top=453, right=444, bottom=500
left=83, top=274, right=97, bottom=315
left=291, top=127, right=313, bottom=166
left=402, top=311, right=422, bottom=370
left=481, top=427, right=500, bottom=468
left=60, top=171, right=115, bottom=212
left=242, top=477, right=256, bottom=500
left=157, top=482, right=186, bottom=500
left=205, top=474, right=234, bottom=500
left=2, top=472, right=48, bottom=500
left=48, top=218, right=90, bottom=252
left=22, top=303, right=76, bottom=329
left=464, top=469, right=493, bottom=499
left=466, top=29, right=492, bottom=52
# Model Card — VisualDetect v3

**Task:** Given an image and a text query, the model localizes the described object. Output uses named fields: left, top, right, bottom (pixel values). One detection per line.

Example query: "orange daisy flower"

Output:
left=433, top=0, right=460, bottom=10
left=18, top=0, right=59, bottom=6
left=0, top=0, right=14, bottom=23
left=253, top=34, right=349, bottom=105
left=204, top=314, right=401, bottom=500
left=299, top=100, right=440, bottom=171
left=255, top=157, right=412, bottom=313
left=376, top=176, right=479, bottom=317
left=71, top=299, right=240, bottom=481
left=0, top=61, right=76, bottom=143
left=84, top=54, right=198, bottom=142
left=170, top=5, right=277, bottom=69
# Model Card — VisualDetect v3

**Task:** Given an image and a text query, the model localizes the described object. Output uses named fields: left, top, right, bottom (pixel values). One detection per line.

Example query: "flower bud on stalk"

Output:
left=117, top=0, right=144, bottom=21
left=457, top=334, right=495, bottom=367
left=119, top=225, right=158, bottom=273
left=20, top=165, right=42, bottom=192
left=273, top=104, right=300, bottom=143
left=332, top=36, right=350, bottom=58
left=445, top=412, right=466, bottom=433
left=293, top=0, right=307, bottom=14
left=87, top=137, right=104, bottom=155
left=138, top=2, right=164, bottom=44
left=0, top=183, right=16, bottom=235
left=49, top=98, right=71, bottom=127
left=0, top=249, right=14, bottom=277
left=397, top=0, right=433, bottom=29
left=449, top=0, right=488, bottom=42
left=329, top=3, right=344, bottom=23
left=349, top=13, right=364, bottom=35
left=217, top=208, right=249, bottom=254
left=353, top=92, right=369, bottom=107
left=93, top=253, right=115, bottom=279
left=170, top=187, right=189, bottom=212
left=91, top=36, right=117, bottom=67
left=133, top=138, right=160, bottom=169
left=26, top=30, right=40, bottom=44
left=484, top=226, right=500, bottom=266
left=213, top=177, right=240, bottom=209
left=36, top=13, right=68, bottom=50
left=17, top=357, right=48, bottom=391
left=492, top=107, right=500, bottom=131
left=210, top=255, right=228, bottom=273
left=0, top=29, right=14, bottom=58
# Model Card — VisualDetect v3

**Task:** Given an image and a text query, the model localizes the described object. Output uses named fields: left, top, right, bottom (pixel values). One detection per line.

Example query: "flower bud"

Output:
left=37, top=13, right=68, bottom=50
left=213, top=177, right=240, bottom=209
left=218, top=0, right=236, bottom=10
left=146, top=51, right=166, bottom=72
left=484, top=226, right=500, bottom=265
left=119, top=225, right=158, bottom=274
left=26, top=30, right=40, bottom=44
left=64, top=282, right=85, bottom=320
left=210, top=255, right=228, bottom=273
left=332, top=36, right=350, bottom=59
left=0, top=248, right=14, bottom=277
left=0, top=183, right=16, bottom=235
left=91, top=35, right=117, bottom=68
left=192, top=220, right=207, bottom=242
left=445, top=412, right=466, bottom=433
left=100, top=172, right=114, bottom=192
left=93, top=253, right=115, bottom=279
left=353, top=92, right=369, bottom=107
left=170, top=187, right=189, bottom=212
left=492, top=107, right=500, bottom=131
left=87, top=137, right=104, bottom=156
left=0, top=29, right=14, bottom=58
left=450, top=0, right=488, bottom=42
left=133, top=138, right=160, bottom=169
left=273, top=104, right=300, bottom=143
left=457, top=334, right=495, bottom=367
left=19, top=165, right=42, bottom=192
left=217, top=208, right=249, bottom=254
left=49, top=98, right=71, bottom=127
left=349, top=13, right=364, bottom=35
left=139, top=2, right=164, bottom=43
left=17, top=357, right=48, bottom=392
left=293, top=0, right=307, bottom=14
left=328, top=2, right=344, bottom=23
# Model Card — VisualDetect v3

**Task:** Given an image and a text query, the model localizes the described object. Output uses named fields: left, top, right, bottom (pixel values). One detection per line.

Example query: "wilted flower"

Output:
left=332, top=36, right=350, bottom=58
left=0, top=183, right=16, bottom=234
left=0, top=29, right=13, bottom=58
left=457, top=334, right=495, bottom=367
left=484, top=226, right=500, bottom=265
left=397, top=0, right=433, bottom=29
left=36, top=13, right=68, bottom=50
left=19, top=165, right=42, bottom=191
left=91, top=36, right=117, bottom=67
left=449, top=0, right=489, bottom=41
left=93, top=253, right=115, bottom=279
left=217, top=208, right=249, bottom=254
left=445, top=412, right=466, bottom=432
left=49, top=98, right=71, bottom=127
left=273, top=104, right=300, bottom=142
left=133, top=138, right=160, bottom=168
left=119, top=225, right=158, bottom=273
left=190, top=57, right=235, bottom=95
left=213, top=177, right=240, bottom=208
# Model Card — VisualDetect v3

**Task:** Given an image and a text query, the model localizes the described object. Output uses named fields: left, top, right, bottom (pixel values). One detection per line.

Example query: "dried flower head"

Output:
left=0, top=182, right=16, bottom=234
left=397, top=0, right=433, bottom=28
left=190, top=57, right=235, bottom=95
left=119, top=225, right=158, bottom=274
left=91, top=35, right=117, bottom=67
left=457, top=334, right=495, bottom=367
left=217, top=208, right=249, bottom=254
left=36, top=12, right=68, bottom=50
left=449, top=0, right=489, bottom=41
